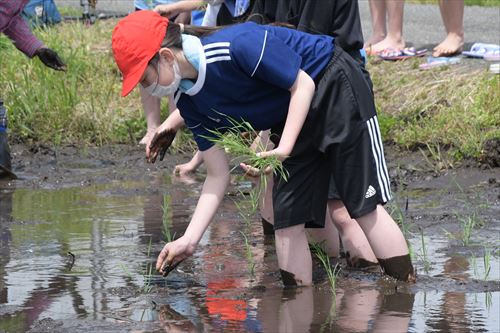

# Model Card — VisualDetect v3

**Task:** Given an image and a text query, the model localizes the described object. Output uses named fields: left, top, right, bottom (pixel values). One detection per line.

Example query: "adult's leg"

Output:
left=275, top=224, right=312, bottom=286
left=433, top=0, right=464, bottom=57
left=356, top=205, right=415, bottom=281
left=328, top=199, right=378, bottom=268
left=370, top=0, right=405, bottom=54
left=365, top=0, right=387, bottom=48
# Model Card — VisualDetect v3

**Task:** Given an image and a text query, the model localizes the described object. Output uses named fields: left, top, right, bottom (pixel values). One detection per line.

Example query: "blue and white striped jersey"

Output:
left=176, top=22, right=335, bottom=151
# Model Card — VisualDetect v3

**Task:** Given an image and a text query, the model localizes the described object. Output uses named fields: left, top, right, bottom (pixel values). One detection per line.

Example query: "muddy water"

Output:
left=0, top=147, right=499, bottom=332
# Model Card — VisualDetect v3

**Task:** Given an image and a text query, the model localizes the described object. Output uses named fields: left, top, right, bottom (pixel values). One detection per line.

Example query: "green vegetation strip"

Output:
left=370, top=57, right=499, bottom=161
left=1, top=20, right=498, bottom=163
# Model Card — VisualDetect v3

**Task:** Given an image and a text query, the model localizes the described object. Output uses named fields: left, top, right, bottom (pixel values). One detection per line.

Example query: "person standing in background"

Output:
left=433, top=0, right=464, bottom=57
left=0, top=0, right=65, bottom=179
left=364, top=0, right=405, bottom=55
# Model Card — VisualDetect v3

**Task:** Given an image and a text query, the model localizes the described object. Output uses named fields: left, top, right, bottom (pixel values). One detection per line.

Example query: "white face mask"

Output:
left=144, top=59, right=181, bottom=97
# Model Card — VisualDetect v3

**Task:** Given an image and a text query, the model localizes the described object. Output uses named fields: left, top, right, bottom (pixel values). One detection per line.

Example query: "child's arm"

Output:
left=257, top=69, right=315, bottom=160
left=156, top=145, right=230, bottom=272
left=147, top=108, right=185, bottom=163
left=139, top=86, right=162, bottom=146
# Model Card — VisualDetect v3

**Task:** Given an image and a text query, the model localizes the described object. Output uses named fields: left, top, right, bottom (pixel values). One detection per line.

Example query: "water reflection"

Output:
left=0, top=174, right=498, bottom=332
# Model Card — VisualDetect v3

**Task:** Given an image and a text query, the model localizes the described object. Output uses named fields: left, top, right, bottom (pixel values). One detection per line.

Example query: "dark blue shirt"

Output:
left=177, top=22, right=335, bottom=151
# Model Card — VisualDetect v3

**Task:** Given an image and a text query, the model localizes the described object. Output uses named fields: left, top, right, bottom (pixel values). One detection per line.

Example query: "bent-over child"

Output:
left=111, top=11, right=415, bottom=285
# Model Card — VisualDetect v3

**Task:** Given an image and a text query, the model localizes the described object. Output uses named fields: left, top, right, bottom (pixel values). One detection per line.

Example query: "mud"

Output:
left=0, top=143, right=499, bottom=332
left=378, top=254, right=416, bottom=282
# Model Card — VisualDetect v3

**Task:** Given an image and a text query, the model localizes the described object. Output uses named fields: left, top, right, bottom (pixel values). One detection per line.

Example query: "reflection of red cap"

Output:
left=112, top=11, right=169, bottom=97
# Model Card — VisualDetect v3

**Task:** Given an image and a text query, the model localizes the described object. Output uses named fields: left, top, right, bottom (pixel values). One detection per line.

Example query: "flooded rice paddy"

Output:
left=0, top=144, right=499, bottom=332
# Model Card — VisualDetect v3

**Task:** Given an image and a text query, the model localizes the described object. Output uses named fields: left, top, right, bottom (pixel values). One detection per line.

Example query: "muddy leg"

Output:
left=275, top=224, right=312, bottom=286
left=328, top=200, right=379, bottom=269
left=357, top=205, right=415, bottom=282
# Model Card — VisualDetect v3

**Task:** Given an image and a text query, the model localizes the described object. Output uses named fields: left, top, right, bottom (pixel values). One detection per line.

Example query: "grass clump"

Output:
left=370, top=59, right=500, bottom=163
left=0, top=19, right=168, bottom=145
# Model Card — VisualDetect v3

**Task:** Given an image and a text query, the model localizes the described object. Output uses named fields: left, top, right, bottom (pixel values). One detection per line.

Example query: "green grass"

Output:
left=1, top=19, right=498, bottom=166
left=370, top=58, right=500, bottom=162
left=0, top=20, right=168, bottom=145
left=410, top=0, right=499, bottom=6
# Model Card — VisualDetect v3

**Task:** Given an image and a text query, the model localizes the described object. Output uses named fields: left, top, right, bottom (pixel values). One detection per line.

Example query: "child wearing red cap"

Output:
left=112, top=10, right=415, bottom=285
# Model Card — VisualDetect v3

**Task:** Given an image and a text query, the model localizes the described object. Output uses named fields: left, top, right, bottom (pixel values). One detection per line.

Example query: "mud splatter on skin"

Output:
left=280, top=269, right=301, bottom=287
left=378, top=254, right=416, bottom=282
left=345, top=251, right=380, bottom=271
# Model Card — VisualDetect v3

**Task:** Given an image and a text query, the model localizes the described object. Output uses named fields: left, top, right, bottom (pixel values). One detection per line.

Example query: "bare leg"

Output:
left=356, top=205, right=415, bottom=281
left=365, top=0, right=388, bottom=48
left=433, top=0, right=464, bottom=57
left=370, top=0, right=406, bottom=54
left=275, top=224, right=312, bottom=286
left=306, top=209, right=340, bottom=258
left=328, top=200, right=378, bottom=267
left=139, top=86, right=162, bottom=145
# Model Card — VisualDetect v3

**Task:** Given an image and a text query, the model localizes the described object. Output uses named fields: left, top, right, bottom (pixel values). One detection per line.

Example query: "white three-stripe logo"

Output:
left=204, top=42, right=231, bottom=64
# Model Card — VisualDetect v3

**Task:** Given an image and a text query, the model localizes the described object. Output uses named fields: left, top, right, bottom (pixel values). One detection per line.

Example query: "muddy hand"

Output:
left=147, top=128, right=177, bottom=163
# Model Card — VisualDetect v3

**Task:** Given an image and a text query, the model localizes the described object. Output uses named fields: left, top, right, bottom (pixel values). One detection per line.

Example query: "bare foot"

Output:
left=433, top=33, right=464, bottom=57
left=364, top=34, right=386, bottom=50
left=369, top=36, right=405, bottom=55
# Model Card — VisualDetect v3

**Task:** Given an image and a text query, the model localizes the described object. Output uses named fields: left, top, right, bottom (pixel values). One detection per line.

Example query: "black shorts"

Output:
left=271, top=45, right=391, bottom=230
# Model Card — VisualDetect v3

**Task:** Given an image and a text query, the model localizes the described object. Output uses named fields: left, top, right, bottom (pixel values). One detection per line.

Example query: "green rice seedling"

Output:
left=234, top=186, right=261, bottom=227
left=417, top=228, right=431, bottom=274
left=162, top=194, right=175, bottom=243
left=483, top=247, right=492, bottom=281
left=470, top=255, right=479, bottom=278
left=485, top=292, right=492, bottom=310
left=239, top=231, right=255, bottom=277
left=142, top=237, right=154, bottom=293
left=119, top=263, right=133, bottom=279
left=203, top=116, right=289, bottom=184
left=460, top=214, right=478, bottom=246
left=311, top=242, right=341, bottom=294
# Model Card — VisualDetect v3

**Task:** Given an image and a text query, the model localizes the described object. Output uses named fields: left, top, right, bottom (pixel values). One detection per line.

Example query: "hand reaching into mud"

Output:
left=147, top=126, right=177, bottom=163
left=156, top=236, right=196, bottom=276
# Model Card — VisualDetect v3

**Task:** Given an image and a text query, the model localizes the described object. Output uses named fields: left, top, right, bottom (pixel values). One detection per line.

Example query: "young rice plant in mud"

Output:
left=417, top=228, right=431, bottom=274
left=239, top=231, right=256, bottom=277
left=162, top=194, right=175, bottom=243
left=471, top=247, right=492, bottom=281
left=310, top=242, right=341, bottom=295
left=142, top=237, right=154, bottom=293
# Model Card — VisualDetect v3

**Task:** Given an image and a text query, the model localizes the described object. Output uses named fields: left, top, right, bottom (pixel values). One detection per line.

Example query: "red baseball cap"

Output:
left=112, top=11, right=169, bottom=97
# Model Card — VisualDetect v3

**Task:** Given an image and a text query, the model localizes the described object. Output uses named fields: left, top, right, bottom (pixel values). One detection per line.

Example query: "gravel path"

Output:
left=55, top=0, right=500, bottom=48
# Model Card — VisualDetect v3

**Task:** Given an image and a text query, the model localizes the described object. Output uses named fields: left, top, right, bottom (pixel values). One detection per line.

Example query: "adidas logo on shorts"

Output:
left=365, top=185, right=376, bottom=198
